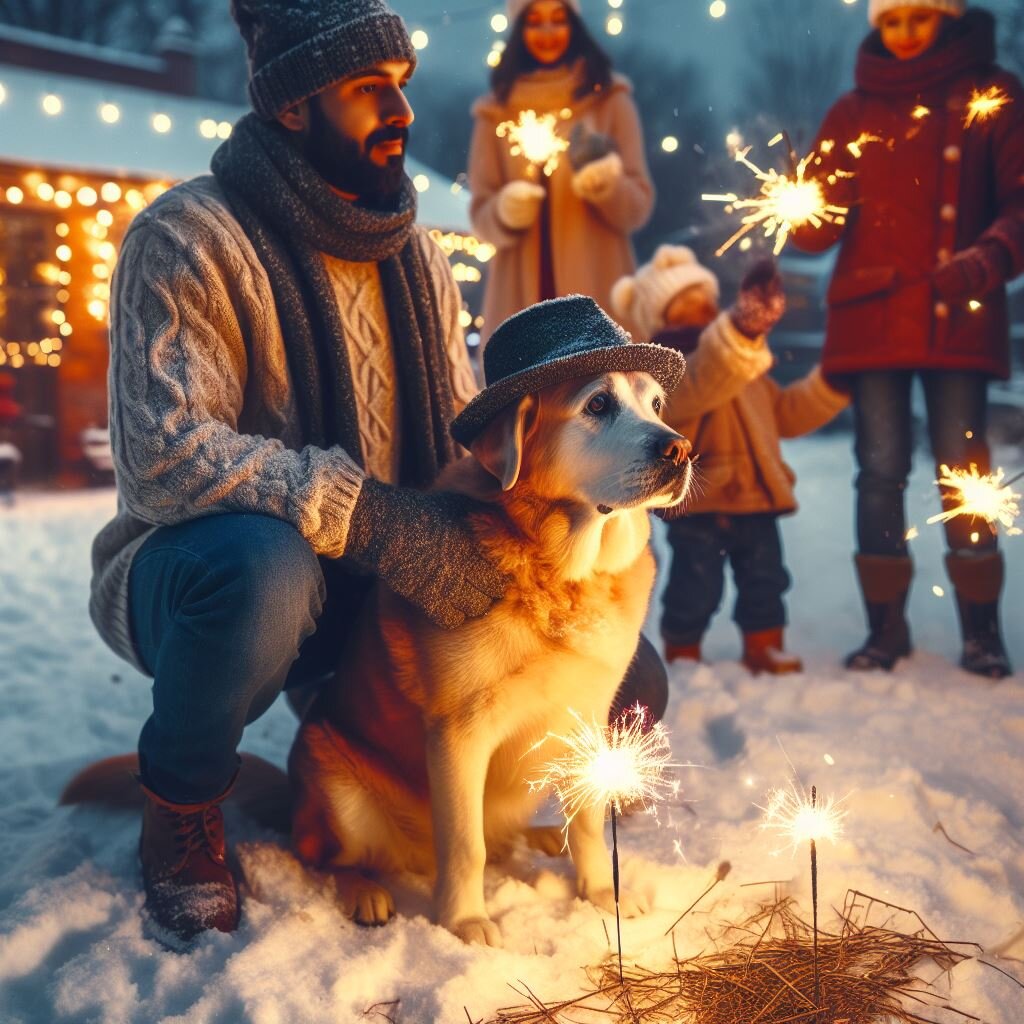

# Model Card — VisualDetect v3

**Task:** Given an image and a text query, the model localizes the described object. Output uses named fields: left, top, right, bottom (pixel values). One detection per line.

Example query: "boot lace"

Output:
left=160, top=804, right=226, bottom=863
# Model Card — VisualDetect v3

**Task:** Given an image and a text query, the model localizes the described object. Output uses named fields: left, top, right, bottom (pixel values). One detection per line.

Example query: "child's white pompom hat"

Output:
left=507, top=0, right=581, bottom=23
left=868, top=0, right=964, bottom=25
left=611, top=245, right=719, bottom=340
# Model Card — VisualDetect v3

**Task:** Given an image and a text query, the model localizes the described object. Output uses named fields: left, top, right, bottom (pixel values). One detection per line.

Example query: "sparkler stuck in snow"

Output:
left=964, top=85, right=1011, bottom=128
left=529, top=704, right=678, bottom=982
left=759, top=781, right=846, bottom=1017
left=496, top=108, right=571, bottom=178
left=927, top=463, right=1022, bottom=536
left=703, top=142, right=849, bottom=257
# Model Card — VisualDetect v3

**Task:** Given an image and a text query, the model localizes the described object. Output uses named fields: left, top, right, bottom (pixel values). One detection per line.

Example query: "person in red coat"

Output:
left=793, top=0, right=1023, bottom=679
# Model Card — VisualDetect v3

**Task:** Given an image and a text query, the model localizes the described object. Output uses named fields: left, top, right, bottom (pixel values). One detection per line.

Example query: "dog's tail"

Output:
left=60, top=753, right=292, bottom=834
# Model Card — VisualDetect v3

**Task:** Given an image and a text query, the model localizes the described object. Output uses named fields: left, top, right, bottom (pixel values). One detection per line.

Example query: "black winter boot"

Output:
left=945, top=551, right=1012, bottom=679
left=139, top=776, right=240, bottom=948
left=845, top=554, right=913, bottom=671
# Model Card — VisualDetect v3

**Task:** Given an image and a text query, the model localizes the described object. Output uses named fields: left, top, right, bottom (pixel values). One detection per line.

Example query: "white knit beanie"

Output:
left=610, top=245, right=720, bottom=340
left=507, top=0, right=582, bottom=25
left=868, top=0, right=964, bottom=25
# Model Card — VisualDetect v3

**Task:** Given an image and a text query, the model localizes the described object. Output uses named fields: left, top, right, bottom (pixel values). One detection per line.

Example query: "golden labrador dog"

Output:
left=290, top=332, right=691, bottom=946
left=62, top=297, right=689, bottom=949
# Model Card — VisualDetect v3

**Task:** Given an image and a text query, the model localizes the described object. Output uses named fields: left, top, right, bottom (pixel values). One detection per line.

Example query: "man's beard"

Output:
left=302, top=101, right=408, bottom=209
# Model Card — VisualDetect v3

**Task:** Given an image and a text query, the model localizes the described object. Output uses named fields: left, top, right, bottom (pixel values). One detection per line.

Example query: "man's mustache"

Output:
left=365, top=126, right=409, bottom=152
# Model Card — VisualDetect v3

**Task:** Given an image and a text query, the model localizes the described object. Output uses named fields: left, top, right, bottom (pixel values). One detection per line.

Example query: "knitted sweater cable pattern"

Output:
left=90, top=175, right=477, bottom=671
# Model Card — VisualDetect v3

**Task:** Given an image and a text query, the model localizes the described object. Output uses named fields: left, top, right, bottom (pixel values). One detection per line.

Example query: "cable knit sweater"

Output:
left=90, top=175, right=478, bottom=671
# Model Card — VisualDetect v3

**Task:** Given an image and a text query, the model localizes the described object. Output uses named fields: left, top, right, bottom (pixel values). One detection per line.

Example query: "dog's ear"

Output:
left=471, top=394, right=537, bottom=491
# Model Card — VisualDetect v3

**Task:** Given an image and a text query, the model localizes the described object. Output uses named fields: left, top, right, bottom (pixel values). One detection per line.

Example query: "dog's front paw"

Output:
left=450, top=916, right=503, bottom=947
left=587, top=887, right=649, bottom=918
left=334, top=871, right=395, bottom=926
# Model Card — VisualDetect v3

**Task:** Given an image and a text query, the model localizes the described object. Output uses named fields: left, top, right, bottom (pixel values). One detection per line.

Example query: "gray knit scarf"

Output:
left=211, top=113, right=457, bottom=487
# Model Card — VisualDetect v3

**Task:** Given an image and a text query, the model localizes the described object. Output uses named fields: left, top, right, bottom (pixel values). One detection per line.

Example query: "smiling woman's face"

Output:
left=878, top=7, right=946, bottom=60
left=522, top=0, right=572, bottom=65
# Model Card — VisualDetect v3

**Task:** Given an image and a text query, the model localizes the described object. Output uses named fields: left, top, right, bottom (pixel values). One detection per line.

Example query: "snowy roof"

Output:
left=0, top=23, right=171, bottom=73
left=0, top=63, right=470, bottom=230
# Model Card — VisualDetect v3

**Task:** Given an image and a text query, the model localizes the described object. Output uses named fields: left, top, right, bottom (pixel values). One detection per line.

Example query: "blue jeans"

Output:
left=852, top=370, right=996, bottom=557
left=661, top=512, right=791, bottom=645
left=129, top=513, right=666, bottom=803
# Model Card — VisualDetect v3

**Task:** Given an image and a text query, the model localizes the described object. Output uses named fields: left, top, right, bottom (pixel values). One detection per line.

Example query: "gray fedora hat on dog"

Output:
left=450, top=294, right=685, bottom=447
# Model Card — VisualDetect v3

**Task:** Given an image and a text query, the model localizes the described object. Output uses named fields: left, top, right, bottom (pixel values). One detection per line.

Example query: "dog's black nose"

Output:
left=658, top=434, right=691, bottom=465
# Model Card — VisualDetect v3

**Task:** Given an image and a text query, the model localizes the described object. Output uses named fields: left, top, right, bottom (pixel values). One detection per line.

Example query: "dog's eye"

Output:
left=585, top=393, right=611, bottom=416
left=652, top=396, right=663, bottom=415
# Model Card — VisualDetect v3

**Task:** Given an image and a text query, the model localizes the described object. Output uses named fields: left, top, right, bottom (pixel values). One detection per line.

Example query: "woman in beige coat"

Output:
left=469, top=0, right=654, bottom=344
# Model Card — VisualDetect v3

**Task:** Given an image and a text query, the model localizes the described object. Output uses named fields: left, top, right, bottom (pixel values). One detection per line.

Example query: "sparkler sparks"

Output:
left=758, top=780, right=846, bottom=856
left=926, top=463, right=1022, bottom=535
left=702, top=144, right=848, bottom=257
left=528, top=705, right=677, bottom=826
left=964, top=85, right=1011, bottom=128
left=496, top=108, right=571, bottom=177
left=846, top=132, right=882, bottom=159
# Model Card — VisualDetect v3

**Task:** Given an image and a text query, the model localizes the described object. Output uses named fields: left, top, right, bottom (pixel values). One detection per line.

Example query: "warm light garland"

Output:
left=0, top=167, right=168, bottom=370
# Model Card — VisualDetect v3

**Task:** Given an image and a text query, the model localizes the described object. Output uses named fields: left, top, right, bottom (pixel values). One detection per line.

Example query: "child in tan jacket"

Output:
left=612, top=248, right=849, bottom=674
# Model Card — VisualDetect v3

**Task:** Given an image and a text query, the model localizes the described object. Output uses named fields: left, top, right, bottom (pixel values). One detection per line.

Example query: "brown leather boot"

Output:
left=742, top=628, right=803, bottom=675
left=139, top=777, right=240, bottom=947
left=845, top=554, right=913, bottom=671
left=664, top=642, right=701, bottom=663
left=945, top=550, right=1012, bottom=679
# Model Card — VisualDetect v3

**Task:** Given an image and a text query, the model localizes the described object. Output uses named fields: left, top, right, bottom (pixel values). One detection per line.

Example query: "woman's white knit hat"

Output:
left=507, top=0, right=582, bottom=25
left=610, top=245, right=719, bottom=340
left=868, top=0, right=964, bottom=25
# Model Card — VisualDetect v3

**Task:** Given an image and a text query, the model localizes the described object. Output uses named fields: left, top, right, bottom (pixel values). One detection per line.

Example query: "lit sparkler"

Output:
left=529, top=704, right=677, bottom=826
left=759, top=780, right=846, bottom=855
left=529, top=704, right=677, bottom=982
left=702, top=143, right=848, bottom=257
left=496, top=108, right=571, bottom=178
left=926, top=463, right=1022, bottom=536
left=759, top=781, right=845, bottom=1017
left=964, top=85, right=1011, bottom=128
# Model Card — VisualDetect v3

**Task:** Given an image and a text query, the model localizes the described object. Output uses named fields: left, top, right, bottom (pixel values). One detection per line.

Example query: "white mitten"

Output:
left=496, top=180, right=547, bottom=230
left=571, top=151, right=623, bottom=203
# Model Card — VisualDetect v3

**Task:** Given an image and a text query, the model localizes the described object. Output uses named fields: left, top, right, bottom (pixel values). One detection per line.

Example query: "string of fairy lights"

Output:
left=0, top=168, right=168, bottom=370
left=403, top=0, right=865, bottom=60
left=0, top=70, right=500, bottom=368
left=0, top=158, right=498, bottom=366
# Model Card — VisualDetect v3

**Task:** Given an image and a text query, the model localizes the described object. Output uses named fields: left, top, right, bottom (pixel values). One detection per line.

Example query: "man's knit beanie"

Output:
left=507, top=0, right=582, bottom=25
left=868, top=0, right=964, bottom=25
left=230, top=0, right=417, bottom=119
left=610, top=245, right=719, bottom=341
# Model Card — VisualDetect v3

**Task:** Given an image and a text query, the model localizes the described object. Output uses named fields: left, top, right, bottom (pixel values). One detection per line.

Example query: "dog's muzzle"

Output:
left=597, top=431, right=694, bottom=515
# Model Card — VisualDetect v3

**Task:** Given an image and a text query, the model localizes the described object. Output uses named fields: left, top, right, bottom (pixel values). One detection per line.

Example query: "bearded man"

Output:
left=88, top=0, right=510, bottom=946
left=88, top=0, right=668, bottom=948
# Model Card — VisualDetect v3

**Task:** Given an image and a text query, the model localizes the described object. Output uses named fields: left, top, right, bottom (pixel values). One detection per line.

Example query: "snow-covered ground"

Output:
left=1, top=432, right=1022, bottom=1024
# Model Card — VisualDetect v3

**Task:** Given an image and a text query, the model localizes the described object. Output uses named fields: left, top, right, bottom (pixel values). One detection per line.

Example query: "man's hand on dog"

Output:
left=346, top=479, right=510, bottom=629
